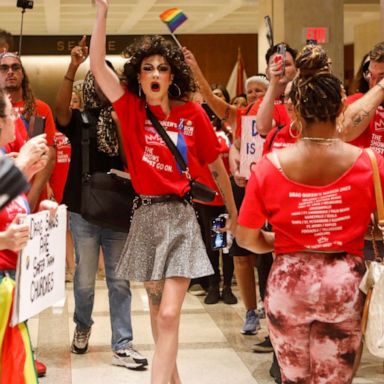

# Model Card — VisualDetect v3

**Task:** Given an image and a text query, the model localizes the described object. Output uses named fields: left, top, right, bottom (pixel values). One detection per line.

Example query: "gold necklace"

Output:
left=301, top=137, right=340, bottom=146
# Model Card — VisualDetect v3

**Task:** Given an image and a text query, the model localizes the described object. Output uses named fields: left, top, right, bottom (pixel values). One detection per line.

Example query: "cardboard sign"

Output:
left=239, top=115, right=265, bottom=179
left=12, top=205, right=67, bottom=325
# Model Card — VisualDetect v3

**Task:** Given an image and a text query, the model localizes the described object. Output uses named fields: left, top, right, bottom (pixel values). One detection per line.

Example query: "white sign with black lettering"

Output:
left=240, top=115, right=265, bottom=179
left=11, top=205, right=67, bottom=325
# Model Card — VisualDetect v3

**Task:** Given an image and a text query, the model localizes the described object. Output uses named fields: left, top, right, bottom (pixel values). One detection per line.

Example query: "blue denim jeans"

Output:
left=69, top=212, right=132, bottom=351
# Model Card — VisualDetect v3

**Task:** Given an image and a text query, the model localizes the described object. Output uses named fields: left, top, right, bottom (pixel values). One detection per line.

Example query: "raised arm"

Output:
left=183, top=47, right=237, bottom=128
left=55, top=36, right=88, bottom=126
left=90, top=0, right=124, bottom=103
left=340, top=79, right=384, bottom=142
left=255, top=60, right=285, bottom=136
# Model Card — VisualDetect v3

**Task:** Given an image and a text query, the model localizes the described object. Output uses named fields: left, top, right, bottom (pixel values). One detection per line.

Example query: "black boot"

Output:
left=204, top=285, right=220, bottom=304
left=221, top=285, right=238, bottom=305
left=269, top=352, right=282, bottom=384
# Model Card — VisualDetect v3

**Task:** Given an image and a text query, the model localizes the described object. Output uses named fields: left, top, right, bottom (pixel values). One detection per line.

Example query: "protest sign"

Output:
left=239, top=115, right=265, bottom=179
left=11, top=205, right=67, bottom=325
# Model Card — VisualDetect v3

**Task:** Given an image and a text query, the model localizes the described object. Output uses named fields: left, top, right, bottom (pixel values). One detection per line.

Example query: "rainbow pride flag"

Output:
left=160, top=8, right=187, bottom=33
left=0, top=277, right=38, bottom=384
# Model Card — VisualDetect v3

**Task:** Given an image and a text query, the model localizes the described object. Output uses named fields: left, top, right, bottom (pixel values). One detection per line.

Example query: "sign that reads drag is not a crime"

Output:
left=12, top=205, right=67, bottom=325
left=240, top=116, right=265, bottom=179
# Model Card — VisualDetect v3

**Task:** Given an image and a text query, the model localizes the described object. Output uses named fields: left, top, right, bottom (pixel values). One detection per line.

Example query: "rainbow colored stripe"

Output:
left=160, top=8, right=187, bottom=33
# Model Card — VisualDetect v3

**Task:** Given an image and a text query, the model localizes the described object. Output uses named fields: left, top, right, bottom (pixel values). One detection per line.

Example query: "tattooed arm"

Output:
left=340, top=80, right=384, bottom=142
left=236, top=225, right=275, bottom=254
left=208, top=156, right=237, bottom=234
left=183, top=47, right=238, bottom=128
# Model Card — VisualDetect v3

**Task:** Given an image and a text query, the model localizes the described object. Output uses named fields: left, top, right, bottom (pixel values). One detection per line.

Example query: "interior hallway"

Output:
left=28, top=280, right=384, bottom=384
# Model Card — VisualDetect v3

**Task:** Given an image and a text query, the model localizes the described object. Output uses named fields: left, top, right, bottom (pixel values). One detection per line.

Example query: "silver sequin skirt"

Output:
left=115, top=199, right=214, bottom=282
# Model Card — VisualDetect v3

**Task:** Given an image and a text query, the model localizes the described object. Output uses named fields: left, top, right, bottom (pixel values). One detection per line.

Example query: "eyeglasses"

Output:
left=0, top=64, right=22, bottom=73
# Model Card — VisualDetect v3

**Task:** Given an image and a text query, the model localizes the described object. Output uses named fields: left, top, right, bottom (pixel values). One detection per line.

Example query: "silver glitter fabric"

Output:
left=115, top=200, right=214, bottom=282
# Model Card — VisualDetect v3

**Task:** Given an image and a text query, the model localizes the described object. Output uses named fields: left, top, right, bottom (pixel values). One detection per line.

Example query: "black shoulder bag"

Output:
left=145, top=106, right=216, bottom=203
left=80, top=111, right=136, bottom=232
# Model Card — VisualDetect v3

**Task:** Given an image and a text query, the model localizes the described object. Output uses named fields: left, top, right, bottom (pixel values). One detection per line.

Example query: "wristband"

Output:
left=64, top=75, right=74, bottom=82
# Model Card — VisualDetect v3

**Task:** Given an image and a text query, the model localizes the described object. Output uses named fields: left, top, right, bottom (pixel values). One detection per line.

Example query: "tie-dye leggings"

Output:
left=265, top=252, right=365, bottom=384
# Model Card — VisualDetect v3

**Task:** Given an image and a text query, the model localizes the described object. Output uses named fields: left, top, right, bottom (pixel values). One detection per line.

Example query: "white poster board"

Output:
left=11, top=205, right=67, bottom=325
left=239, top=115, right=265, bottom=179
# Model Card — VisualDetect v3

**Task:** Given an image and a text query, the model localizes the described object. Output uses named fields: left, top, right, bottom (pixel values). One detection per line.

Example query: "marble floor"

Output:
left=29, top=280, right=384, bottom=384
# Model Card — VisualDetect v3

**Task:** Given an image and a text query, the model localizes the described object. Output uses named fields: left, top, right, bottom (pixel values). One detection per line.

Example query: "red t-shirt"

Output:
left=2, top=118, right=28, bottom=153
left=8, top=99, right=57, bottom=208
left=193, top=130, right=231, bottom=206
left=369, top=105, right=384, bottom=155
left=239, top=150, right=382, bottom=257
left=12, top=99, right=56, bottom=146
left=262, top=124, right=297, bottom=155
left=0, top=195, right=30, bottom=270
left=49, top=132, right=71, bottom=203
left=113, top=90, right=221, bottom=196
left=235, top=98, right=290, bottom=139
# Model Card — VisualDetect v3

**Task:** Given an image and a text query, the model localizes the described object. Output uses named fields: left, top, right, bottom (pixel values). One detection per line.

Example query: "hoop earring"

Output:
left=168, top=82, right=182, bottom=98
left=289, top=120, right=302, bottom=139
left=138, top=83, right=142, bottom=97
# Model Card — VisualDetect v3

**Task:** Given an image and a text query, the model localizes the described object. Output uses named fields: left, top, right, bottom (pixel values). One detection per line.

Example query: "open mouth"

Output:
left=151, top=82, right=160, bottom=92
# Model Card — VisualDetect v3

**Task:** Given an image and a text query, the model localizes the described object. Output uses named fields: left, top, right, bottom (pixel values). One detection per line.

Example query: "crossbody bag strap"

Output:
left=145, top=105, right=190, bottom=177
left=81, top=111, right=91, bottom=179
left=366, top=148, right=384, bottom=262
left=366, top=148, right=384, bottom=225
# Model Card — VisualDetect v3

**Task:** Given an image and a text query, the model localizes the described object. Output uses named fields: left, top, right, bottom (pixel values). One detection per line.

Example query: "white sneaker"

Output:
left=112, top=345, right=148, bottom=370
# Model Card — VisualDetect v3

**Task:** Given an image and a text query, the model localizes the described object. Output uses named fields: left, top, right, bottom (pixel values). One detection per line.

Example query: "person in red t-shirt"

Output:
left=0, top=86, right=57, bottom=381
left=90, top=2, right=237, bottom=383
left=0, top=52, right=56, bottom=212
left=237, top=45, right=380, bottom=384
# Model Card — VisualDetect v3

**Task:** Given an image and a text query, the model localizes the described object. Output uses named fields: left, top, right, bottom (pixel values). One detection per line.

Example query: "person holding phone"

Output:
left=0, top=52, right=56, bottom=212
left=0, top=85, right=57, bottom=381
left=89, top=1, right=237, bottom=383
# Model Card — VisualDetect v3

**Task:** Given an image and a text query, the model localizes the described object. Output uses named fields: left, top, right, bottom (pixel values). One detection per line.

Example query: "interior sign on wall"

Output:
left=303, top=27, right=328, bottom=44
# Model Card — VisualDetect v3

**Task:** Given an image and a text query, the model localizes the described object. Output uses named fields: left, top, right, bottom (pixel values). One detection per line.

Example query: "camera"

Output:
left=211, top=215, right=227, bottom=250
left=17, top=0, right=34, bottom=9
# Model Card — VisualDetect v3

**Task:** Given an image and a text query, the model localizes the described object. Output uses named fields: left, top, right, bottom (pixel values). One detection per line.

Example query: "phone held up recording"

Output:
left=274, top=43, right=286, bottom=77
left=211, top=215, right=227, bottom=251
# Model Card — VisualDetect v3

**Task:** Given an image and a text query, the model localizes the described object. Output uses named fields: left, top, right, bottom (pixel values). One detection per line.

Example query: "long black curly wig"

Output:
left=122, top=35, right=196, bottom=100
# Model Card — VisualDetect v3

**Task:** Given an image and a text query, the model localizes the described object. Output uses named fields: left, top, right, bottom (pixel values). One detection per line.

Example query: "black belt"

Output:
left=134, top=194, right=191, bottom=208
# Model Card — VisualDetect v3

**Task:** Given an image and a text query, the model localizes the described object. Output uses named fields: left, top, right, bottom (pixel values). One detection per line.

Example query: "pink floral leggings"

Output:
left=265, top=252, right=365, bottom=384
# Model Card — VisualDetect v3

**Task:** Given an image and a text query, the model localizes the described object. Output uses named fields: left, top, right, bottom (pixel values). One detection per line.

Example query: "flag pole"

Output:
left=170, top=32, right=182, bottom=49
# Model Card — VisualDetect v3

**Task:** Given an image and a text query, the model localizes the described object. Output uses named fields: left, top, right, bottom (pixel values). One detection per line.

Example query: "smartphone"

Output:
left=275, top=43, right=286, bottom=76
left=28, top=116, right=46, bottom=138
left=211, top=216, right=227, bottom=250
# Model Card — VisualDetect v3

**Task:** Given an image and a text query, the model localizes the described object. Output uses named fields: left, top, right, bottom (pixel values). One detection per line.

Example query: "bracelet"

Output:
left=377, top=83, right=384, bottom=92
left=64, top=75, right=74, bottom=82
